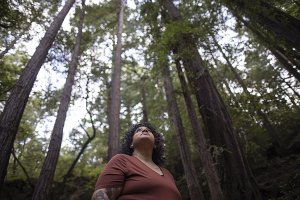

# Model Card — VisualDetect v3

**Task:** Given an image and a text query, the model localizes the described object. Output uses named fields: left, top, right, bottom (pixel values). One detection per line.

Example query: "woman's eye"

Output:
left=135, top=128, right=142, bottom=133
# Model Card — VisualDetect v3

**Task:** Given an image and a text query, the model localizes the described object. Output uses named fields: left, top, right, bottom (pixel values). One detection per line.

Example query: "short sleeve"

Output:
left=95, top=154, right=127, bottom=190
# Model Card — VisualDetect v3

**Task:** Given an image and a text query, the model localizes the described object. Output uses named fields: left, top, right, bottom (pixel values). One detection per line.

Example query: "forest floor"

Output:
left=253, top=152, right=300, bottom=200
left=1, top=153, right=300, bottom=200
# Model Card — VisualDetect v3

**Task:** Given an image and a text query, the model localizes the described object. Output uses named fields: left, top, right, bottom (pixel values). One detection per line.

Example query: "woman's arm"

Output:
left=91, top=187, right=122, bottom=200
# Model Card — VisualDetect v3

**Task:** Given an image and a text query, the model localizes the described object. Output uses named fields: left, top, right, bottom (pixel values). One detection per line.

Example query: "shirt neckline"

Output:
left=132, top=155, right=164, bottom=176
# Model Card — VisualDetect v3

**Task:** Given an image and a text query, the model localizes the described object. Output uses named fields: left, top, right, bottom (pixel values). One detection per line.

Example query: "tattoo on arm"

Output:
left=92, top=187, right=122, bottom=200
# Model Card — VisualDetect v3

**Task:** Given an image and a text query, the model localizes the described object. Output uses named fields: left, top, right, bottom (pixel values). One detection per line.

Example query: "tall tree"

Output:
left=223, top=0, right=300, bottom=50
left=31, top=1, right=85, bottom=199
left=62, top=76, right=96, bottom=186
left=32, top=0, right=85, bottom=197
left=238, top=17, right=300, bottom=82
left=162, top=61, right=205, bottom=200
left=0, top=0, right=76, bottom=191
left=174, top=56, right=224, bottom=200
left=221, top=0, right=300, bottom=71
left=141, top=77, right=149, bottom=123
left=210, top=33, right=284, bottom=155
left=161, top=0, right=262, bottom=199
left=107, top=0, right=125, bottom=159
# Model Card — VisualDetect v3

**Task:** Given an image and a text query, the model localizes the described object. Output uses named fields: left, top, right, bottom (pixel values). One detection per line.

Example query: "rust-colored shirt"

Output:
left=95, top=154, right=181, bottom=200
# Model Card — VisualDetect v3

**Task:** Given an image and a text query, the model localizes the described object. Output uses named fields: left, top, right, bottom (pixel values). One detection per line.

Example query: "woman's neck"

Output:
left=132, top=149, right=153, bottom=163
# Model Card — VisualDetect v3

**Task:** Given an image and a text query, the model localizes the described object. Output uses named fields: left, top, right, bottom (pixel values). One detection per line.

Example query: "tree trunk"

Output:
left=162, top=1, right=262, bottom=199
left=32, top=1, right=84, bottom=199
left=107, top=0, right=124, bottom=160
left=0, top=0, right=75, bottom=192
left=279, top=75, right=300, bottom=99
left=210, top=33, right=284, bottom=154
left=239, top=17, right=300, bottom=81
left=208, top=47, right=259, bottom=125
left=11, top=147, right=34, bottom=190
left=270, top=49, right=300, bottom=82
left=60, top=66, right=97, bottom=193
left=223, top=0, right=300, bottom=51
left=162, top=62, right=205, bottom=200
left=174, top=57, right=224, bottom=200
left=62, top=119, right=95, bottom=185
left=141, top=82, right=149, bottom=123
left=60, top=115, right=96, bottom=200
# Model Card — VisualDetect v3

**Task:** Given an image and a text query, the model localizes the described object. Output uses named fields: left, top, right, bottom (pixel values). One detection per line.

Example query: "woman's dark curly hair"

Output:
left=120, top=122, right=165, bottom=166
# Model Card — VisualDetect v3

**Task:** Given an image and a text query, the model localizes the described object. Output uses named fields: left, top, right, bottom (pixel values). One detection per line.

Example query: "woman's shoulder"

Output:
left=110, top=153, right=132, bottom=162
left=105, top=154, right=132, bottom=169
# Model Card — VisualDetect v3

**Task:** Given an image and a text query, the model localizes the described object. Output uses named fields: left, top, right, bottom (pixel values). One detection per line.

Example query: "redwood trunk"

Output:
left=175, top=58, right=223, bottom=200
left=270, top=49, right=300, bottom=82
left=141, top=84, right=149, bottom=123
left=162, top=63, right=205, bottom=200
left=107, top=0, right=124, bottom=160
left=32, top=1, right=84, bottom=199
left=239, top=18, right=300, bottom=81
left=162, top=0, right=262, bottom=199
left=0, top=0, right=75, bottom=191
left=224, top=0, right=300, bottom=51
left=210, top=33, right=283, bottom=154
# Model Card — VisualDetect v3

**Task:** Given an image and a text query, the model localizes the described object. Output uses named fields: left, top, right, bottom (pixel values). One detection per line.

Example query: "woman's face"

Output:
left=132, top=126, right=155, bottom=147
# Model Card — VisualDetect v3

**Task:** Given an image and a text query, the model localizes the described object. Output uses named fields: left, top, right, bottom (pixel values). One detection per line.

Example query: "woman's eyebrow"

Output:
left=135, top=127, right=151, bottom=132
left=134, top=127, right=142, bottom=132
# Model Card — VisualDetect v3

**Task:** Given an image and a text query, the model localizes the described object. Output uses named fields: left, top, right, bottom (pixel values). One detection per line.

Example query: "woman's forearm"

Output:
left=92, top=187, right=122, bottom=200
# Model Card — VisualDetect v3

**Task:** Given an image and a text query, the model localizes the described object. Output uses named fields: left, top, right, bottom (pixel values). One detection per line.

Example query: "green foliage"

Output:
left=2, top=1, right=300, bottom=199
left=0, top=0, right=24, bottom=29
left=84, top=2, right=117, bottom=36
left=0, top=50, right=28, bottom=101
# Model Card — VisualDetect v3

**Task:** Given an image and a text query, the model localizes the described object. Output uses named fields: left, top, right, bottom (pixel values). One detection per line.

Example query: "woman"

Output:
left=92, top=123, right=181, bottom=200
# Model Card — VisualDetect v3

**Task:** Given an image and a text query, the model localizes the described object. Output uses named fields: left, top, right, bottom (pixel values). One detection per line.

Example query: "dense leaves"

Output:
left=0, top=0, right=299, bottom=199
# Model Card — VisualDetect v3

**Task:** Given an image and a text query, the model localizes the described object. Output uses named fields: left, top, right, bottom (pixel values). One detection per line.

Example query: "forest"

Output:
left=0, top=0, right=300, bottom=199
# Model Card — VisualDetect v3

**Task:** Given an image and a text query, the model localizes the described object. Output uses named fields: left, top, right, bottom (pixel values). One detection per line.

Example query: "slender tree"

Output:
left=11, top=147, right=34, bottom=190
left=174, top=56, right=224, bottom=200
left=141, top=77, right=149, bottom=123
left=32, top=1, right=85, bottom=199
left=221, top=0, right=300, bottom=52
left=161, top=0, right=262, bottom=199
left=162, top=61, right=205, bottom=200
left=238, top=18, right=300, bottom=81
left=210, top=33, right=284, bottom=154
left=0, top=0, right=76, bottom=191
left=107, top=0, right=125, bottom=159
left=62, top=74, right=96, bottom=186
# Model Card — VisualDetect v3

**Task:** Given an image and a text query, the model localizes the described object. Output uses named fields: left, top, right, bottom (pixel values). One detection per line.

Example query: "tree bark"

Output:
left=223, top=0, right=300, bottom=51
left=0, top=0, right=75, bottom=192
left=141, top=82, right=149, bottom=123
left=162, top=1, right=262, bottom=199
left=162, top=62, right=205, bottom=200
left=11, top=147, right=34, bottom=190
left=239, top=17, right=300, bottom=81
left=270, top=49, right=300, bottom=82
left=32, top=1, right=84, bottom=199
left=279, top=75, right=300, bottom=99
left=174, top=57, right=224, bottom=200
left=107, top=0, right=124, bottom=160
left=210, top=33, right=284, bottom=154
